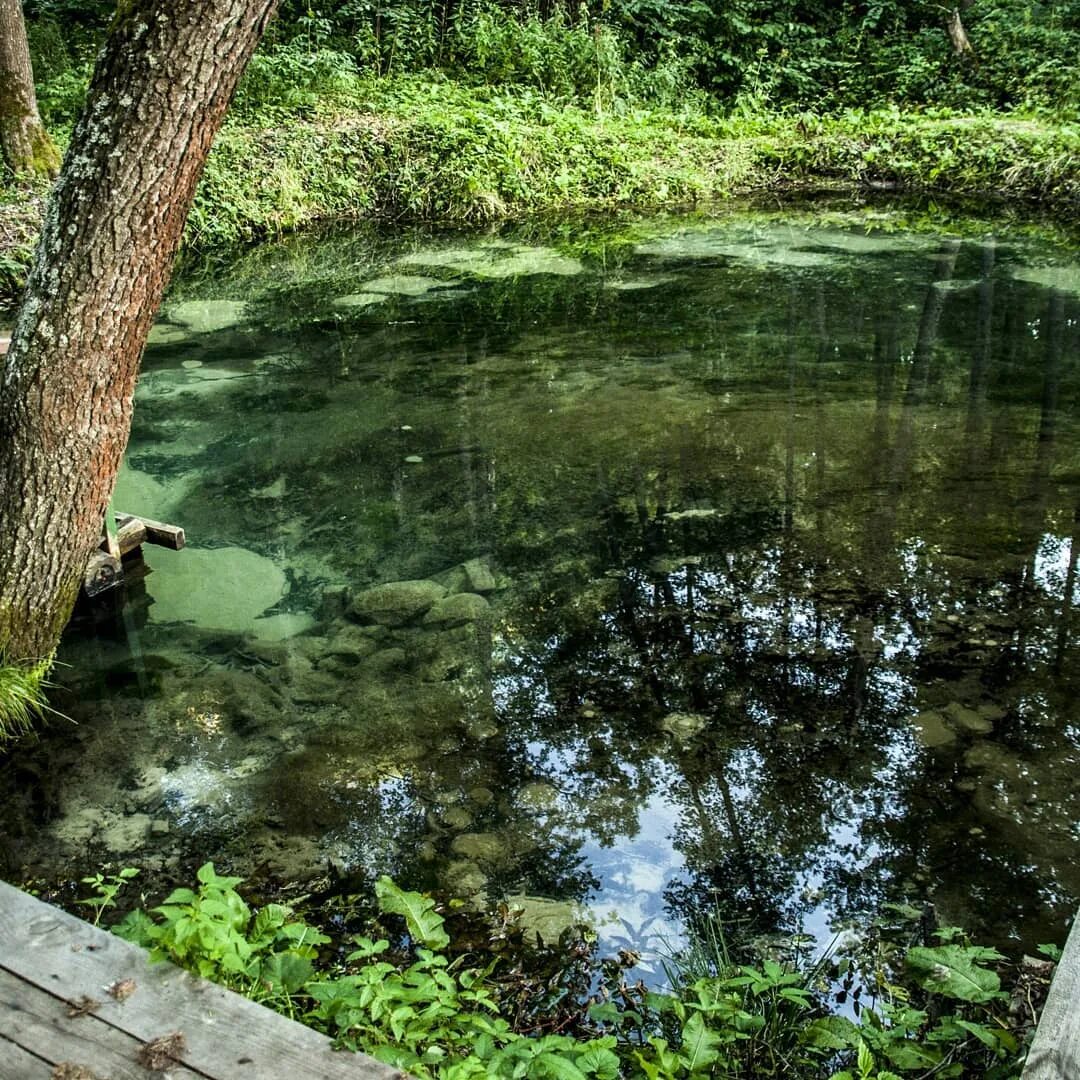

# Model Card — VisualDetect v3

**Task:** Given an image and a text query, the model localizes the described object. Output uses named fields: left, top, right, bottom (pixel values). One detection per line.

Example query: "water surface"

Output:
left=3, top=205, right=1080, bottom=963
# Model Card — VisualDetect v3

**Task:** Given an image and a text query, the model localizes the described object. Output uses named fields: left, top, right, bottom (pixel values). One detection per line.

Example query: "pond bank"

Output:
left=1, top=89, right=1077, bottom=311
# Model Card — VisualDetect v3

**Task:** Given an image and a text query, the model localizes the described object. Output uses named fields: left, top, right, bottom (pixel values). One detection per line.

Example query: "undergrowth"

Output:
left=0, top=656, right=56, bottom=745
left=1, top=43, right=1075, bottom=311
left=93, top=862, right=1039, bottom=1079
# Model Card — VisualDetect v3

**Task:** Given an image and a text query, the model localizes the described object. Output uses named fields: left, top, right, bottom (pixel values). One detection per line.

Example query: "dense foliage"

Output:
left=89, top=865, right=1034, bottom=1078
left=22, top=0, right=1080, bottom=117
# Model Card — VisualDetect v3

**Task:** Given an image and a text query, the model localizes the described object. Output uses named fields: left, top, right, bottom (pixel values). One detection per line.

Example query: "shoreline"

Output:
left=2, top=100, right=1077, bottom=313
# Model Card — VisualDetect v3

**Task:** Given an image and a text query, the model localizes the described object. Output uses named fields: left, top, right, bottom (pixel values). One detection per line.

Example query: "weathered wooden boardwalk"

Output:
left=1023, top=911, right=1080, bottom=1080
left=0, top=879, right=402, bottom=1079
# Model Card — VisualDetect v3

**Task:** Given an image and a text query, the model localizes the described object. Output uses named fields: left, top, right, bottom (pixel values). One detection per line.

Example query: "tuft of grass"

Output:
left=0, top=656, right=58, bottom=745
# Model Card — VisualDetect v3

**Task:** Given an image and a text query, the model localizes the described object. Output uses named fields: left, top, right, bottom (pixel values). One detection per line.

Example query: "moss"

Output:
left=27, top=125, right=60, bottom=177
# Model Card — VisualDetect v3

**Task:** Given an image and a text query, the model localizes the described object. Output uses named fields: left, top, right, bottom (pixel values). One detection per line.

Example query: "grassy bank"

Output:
left=1, top=76, right=1077, bottom=311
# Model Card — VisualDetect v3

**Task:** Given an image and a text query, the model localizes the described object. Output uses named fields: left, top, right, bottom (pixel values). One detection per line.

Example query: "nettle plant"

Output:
left=90, top=865, right=1031, bottom=1078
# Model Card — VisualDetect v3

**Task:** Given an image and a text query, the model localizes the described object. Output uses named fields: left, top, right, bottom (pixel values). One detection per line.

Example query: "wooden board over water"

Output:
left=1023, top=912, right=1080, bottom=1080
left=0, top=879, right=401, bottom=1080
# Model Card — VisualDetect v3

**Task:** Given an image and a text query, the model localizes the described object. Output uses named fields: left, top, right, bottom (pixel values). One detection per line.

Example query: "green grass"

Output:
left=0, top=657, right=54, bottom=744
left=1, top=74, right=1077, bottom=311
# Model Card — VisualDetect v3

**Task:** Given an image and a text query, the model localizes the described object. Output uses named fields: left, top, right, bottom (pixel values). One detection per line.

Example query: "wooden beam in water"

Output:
left=0, top=880, right=402, bottom=1080
left=1023, top=912, right=1080, bottom=1079
left=115, top=511, right=185, bottom=550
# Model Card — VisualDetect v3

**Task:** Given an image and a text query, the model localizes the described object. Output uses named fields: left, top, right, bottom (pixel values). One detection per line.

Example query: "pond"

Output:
left=3, top=203, right=1080, bottom=967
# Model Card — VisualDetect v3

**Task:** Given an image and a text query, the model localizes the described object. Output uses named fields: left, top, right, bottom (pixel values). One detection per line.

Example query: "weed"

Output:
left=107, top=864, right=1036, bottom=1078
left=77, top=866, right=139, bottom=926
left=0, top=656, right=61, bottom=745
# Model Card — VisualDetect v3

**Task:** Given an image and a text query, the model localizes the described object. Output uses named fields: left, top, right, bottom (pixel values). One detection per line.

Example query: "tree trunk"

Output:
left=0, top=0, right=60, bottom=176
left=0, top=0, right=277, bottom=663
left=945, top=3, right=975, bottom=57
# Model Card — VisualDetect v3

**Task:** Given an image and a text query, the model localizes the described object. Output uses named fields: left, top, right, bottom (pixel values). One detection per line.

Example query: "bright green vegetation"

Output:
left=89, top=864, right=1031, bottom=1078
left=1, top=1, right=1076, bottom=309
left=0, top=656, right=54, bottom=744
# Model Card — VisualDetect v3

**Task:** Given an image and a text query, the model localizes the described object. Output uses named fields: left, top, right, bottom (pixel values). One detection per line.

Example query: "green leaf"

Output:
left=857, top=1040, right=875, bottom=1076
left=905, top=945, right=1004, bottom=1003
left=953, top=1018, right=1007, bottom=1052
left=883, top=1038, right=944, bottom=1071
left=533, top=1051, right=588, bottom=1079
left=160, top=888, right=199, bottom=906
left=578, top=1044, right=621, bottom=1079
left=681, top=1012, right=722, bottom=1072
left=260, top=951, right=314, bottom=993
left=802, top=1016, right=861, bottom=1051
left=196, top=862, right=243, bottom=890
left=374, top=877, right=450, bottom=951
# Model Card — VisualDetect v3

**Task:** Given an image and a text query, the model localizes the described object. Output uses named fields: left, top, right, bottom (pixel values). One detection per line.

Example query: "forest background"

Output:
left=1, top=0, right=1078, bottom=310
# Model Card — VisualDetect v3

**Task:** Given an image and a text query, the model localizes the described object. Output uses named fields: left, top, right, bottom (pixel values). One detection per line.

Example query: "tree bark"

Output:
left=945, top=3, right=975, bottom=57
left=0, top=0, right=60, bottom=176
left=0, top=0, right=277, bottom=662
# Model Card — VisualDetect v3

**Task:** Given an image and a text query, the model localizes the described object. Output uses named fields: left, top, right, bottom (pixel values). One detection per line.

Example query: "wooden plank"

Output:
left=0, top=1035, right=52, bottom=1080
left=116, top=512, right=185, bottom=551
left=0, top=881, right=403, bottom=1080
left=0, top=966, right=205, bottom=1079
left=117, top=517, right=148, bottom=555
left=1023, top=911, right=1080, bottom=1079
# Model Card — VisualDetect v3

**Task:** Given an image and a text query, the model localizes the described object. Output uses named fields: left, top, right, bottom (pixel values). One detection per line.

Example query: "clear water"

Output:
left=3, top=205, right=1080, bottom=965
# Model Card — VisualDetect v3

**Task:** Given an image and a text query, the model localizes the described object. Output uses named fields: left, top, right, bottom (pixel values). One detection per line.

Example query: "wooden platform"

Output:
left=1023, top=910, right=1080, bottom=1079
left=0, top=879, right=402, bottom=1080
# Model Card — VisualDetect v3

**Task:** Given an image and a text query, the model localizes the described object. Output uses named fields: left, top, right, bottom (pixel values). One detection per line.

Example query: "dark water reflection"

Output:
left=3, top=207, right=1080, bottom=963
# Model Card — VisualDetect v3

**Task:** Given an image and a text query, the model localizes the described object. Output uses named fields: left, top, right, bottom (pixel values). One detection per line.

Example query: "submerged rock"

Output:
left=321, top=625, right=380, bottom=665
left=452, top=831, right=513, bottom=862
left=463, top=558, right=498, bottom=594
left=506, top=895, right=591, bottom=945
left=147, top=324, right=191, bottom=346
left=1010, top=264, right=1080, bottom=296
left=943, top=701, right=995, bottom=735
left=518, top=782, right=559, bottom=810
left=332, top=291, right=391, bottom=309
left=398, top=243, right=582, bottom=279
left=423, top=592, right=491, bottom=628
left=444, top=859, right=489, bottom=900
left=660, top=711, right=707, bottom=739
left=167, top=299, right=247, bottom=334
left=360, top=274, right=459, bottom=296
left=349, top=579, right=447, bottom=626
left=145, top=545, right=288, bottom=633
left=911, top=710, right=958, bottom=748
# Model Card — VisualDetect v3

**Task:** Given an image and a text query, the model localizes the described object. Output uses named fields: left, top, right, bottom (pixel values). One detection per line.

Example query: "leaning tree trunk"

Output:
left=945, top=2, right=975, bottom=56
left=0, top=0, right=60, bottom=176
left=0, top=0, right=277, bottom=662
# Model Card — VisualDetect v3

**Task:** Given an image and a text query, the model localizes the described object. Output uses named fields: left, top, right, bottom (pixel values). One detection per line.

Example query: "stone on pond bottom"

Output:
left=349, top=579, right=448, bottom=626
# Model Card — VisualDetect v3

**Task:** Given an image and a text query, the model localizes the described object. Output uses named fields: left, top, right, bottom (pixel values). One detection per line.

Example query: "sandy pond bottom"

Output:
left=4, top=205, right=1080, bottom=964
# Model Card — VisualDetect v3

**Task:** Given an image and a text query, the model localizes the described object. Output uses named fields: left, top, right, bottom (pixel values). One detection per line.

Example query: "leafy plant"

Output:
left=0, top=656, right=62, bottom=745
left=107, top=865, right=1036, bottom=1079
left=116, top=862, right=330, bottom=1007
left=77, top=866, right=139, bottom=926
